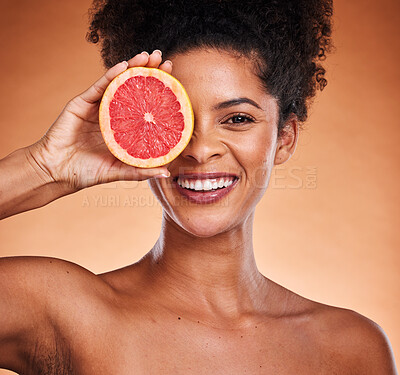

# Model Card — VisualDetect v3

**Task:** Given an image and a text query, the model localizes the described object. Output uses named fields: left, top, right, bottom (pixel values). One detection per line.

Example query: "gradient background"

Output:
left=0, top=0, right=399, bottom=372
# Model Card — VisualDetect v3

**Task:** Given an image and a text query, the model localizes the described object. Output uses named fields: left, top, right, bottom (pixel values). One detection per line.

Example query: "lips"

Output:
left=172, top=173, right=239, bottom=204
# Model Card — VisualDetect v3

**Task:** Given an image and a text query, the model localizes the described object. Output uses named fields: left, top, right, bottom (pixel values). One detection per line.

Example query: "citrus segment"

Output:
left=99, top=67, right=194, bottom=168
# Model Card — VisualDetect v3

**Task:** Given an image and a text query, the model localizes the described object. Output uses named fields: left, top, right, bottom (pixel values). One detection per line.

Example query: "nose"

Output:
left=180, top=125, right=226, bottom=164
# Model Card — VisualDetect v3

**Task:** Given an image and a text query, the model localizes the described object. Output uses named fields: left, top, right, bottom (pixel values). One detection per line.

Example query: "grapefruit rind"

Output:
left=99, top=67, right=194, bottom=168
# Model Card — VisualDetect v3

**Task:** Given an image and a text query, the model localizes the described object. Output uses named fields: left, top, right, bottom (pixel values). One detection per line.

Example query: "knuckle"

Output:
left=92, top=84, right=103, bottom=96
left=65, top=97, right=79, bottom=111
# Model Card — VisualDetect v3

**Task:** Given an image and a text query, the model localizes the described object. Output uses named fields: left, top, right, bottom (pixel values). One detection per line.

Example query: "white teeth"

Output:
left=194, top=180, right=202, bottom=191
left=224, top=179, right=233, bottom=187
left=203, top=180, right=213, bottom=191
left=177, top=177, right=236, bottom=191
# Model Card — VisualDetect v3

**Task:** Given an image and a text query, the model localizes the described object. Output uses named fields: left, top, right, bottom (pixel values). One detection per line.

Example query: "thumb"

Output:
left=109, top=163, right=170, bottom=182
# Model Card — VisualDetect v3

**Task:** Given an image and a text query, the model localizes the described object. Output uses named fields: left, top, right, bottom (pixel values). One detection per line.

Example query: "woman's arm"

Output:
left=0, top=147, right=74, bottom=220
left=0, top=256, right=105, bottom=372
left=0, top=51, right=175, bottom=372
left=0, top=51, right=171, bottom=220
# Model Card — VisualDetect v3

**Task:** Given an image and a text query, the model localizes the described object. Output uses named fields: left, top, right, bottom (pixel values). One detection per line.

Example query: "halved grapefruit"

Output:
left=99, top=67, right=194, bottom=168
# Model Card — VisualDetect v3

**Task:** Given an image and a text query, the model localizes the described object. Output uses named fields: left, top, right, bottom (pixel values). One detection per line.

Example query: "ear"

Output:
left=274, top=115, right=299, bottom=165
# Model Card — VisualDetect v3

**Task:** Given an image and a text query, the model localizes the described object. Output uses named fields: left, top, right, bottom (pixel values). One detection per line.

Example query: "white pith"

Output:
left=177, top=177, right=235, bottom=191
left=144, top=112, right=154, bottom=122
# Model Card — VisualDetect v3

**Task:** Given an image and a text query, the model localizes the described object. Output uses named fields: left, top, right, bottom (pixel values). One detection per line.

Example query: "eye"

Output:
left=223, top=113, right=255, bottom=125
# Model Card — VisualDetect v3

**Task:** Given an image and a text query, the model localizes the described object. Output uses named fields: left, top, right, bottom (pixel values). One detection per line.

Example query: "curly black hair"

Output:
left=87, top=0, right=333, bottom=135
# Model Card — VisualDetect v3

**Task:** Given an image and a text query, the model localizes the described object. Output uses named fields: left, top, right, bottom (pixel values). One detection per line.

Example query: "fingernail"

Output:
left=155, top=170, right=170, bottom=178
left=141, top=51, right=149, bottom=57
left=155, top=174, right=170, bottom=179
left=164, top=60, right=173, bottom=67
left=153, top=49, right=162, bottom=56
left=122, top=61, right=128, bottom=68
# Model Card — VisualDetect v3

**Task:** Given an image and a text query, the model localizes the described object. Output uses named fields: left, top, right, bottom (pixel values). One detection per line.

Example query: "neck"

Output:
left=142, top=211, right=268, bottom=321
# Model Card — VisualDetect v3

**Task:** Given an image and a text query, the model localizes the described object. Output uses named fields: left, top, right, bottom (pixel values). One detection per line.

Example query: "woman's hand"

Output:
left=27, top=50, right=172, bottom=192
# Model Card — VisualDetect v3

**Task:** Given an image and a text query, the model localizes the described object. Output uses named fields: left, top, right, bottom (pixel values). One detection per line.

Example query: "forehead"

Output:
left=169, top=48, right=274, bottom=110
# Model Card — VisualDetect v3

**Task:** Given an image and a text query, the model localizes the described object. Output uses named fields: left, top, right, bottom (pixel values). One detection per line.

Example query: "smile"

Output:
left=173, top=173, right=239, bottom=204
left=177, top=176, right=235, bottom=191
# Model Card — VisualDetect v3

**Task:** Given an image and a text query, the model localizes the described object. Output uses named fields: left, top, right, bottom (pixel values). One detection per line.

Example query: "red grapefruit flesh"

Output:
left=99, top=67, right=194, bottom=168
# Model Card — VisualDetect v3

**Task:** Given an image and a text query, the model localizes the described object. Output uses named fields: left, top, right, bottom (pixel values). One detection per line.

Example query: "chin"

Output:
left=165, top=208, right=242, bottom=238
left=182, top=220, right=228, bottom=238
left=148, top=178, right=252, bottom=237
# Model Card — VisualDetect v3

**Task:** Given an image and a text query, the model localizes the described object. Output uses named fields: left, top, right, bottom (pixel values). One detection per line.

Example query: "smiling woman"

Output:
left=149, top=49, right=285, bottom=235
left=0, top=0, right=399, bottom=374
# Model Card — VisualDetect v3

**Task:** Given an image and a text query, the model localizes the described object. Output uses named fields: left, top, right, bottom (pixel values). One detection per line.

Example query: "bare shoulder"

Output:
left=299, top=298, right=398, bottom=375
left=0, top=255, right=113, bottom=324
left=0, top=256, right=113, bottom=370
left=0, top=255, right=103, bottom=292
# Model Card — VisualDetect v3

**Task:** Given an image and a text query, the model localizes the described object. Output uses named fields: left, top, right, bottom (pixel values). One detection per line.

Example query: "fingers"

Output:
left=127, top=50, right=161, bottom=68
left=159, top=60, right=173, bottom=75
left=147, top=50, right=163, bottom=67
left=79, top=50, right=172, bottom=106
left=110, top=163, right=171, bottom=182
left=127, top=51, right=150, bottom=68
left=128, top=50, right=173, bottom=74
left=80, top=61, right=129, bottom=104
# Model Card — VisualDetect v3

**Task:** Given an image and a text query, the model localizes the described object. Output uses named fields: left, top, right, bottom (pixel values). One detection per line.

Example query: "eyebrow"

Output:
left=213, top=97, right=262, bottom=111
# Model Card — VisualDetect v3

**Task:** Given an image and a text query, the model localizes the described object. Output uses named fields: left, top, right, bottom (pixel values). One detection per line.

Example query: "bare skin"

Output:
left=0, top=50, right=397, bottom=374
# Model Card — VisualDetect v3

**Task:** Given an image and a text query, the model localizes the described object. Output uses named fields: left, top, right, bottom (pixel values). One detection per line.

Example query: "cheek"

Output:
left=232, top=131, right=277, bottom=190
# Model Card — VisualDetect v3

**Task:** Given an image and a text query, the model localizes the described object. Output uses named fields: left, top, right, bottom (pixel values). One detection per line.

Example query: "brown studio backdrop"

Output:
left=0, top=0, right=399, bottom=372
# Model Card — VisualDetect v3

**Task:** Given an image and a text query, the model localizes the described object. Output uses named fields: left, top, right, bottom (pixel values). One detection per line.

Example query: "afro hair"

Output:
left=87, top=0, right=333, bottom=133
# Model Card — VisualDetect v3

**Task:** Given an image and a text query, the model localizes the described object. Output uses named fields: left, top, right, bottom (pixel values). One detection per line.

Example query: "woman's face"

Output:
left=148, top=48, right=296, bottom=237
